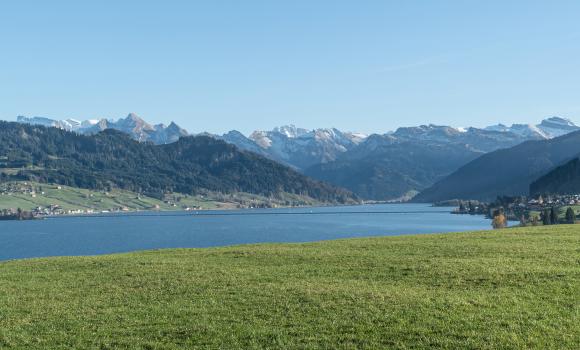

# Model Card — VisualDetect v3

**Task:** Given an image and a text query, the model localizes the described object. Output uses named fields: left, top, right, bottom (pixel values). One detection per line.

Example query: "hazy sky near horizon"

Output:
left=1, top=1, right=579, bottom=134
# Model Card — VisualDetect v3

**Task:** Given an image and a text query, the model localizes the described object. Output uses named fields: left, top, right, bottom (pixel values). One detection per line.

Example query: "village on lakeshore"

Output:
left=0, top=182, right=205, bottom=219
left=0, top=181, right=312, bottom=220
left=450, top=194, right=580, bottom=227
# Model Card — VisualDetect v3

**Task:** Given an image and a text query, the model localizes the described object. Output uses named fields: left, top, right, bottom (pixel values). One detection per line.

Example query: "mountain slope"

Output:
left=414, top=131, right=580, bottom=202
left=228, top=117, right=577, bottom=174
left=0, top=122, right=356, bottom=204
left=245, top=126, right=367, bottom=169
left=13, top=115, right=580, bottom=201
left=530, top=157, right=580, bottom=195
left=217, top=130, right=272, bottom=158
left=305, top=136, right=483, bottom=200
left=305, top=127, right=538, bottom=200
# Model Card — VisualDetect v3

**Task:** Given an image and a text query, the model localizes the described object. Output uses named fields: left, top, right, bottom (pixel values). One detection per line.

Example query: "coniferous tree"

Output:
left=565, top=207, right=576, bottom=224
left=550, top=207, right=558, bottom=225
left=542, top=209, right=551, bottom=225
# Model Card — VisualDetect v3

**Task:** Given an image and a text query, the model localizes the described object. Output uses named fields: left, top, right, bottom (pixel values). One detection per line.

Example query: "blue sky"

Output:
left=1, top=1, right=579, bottom=134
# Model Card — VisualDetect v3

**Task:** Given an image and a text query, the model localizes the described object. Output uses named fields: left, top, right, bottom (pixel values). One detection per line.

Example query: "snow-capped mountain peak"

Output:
left=540, top=116, right=577, bottom=129
left=484, top=123, right=510, bottom=132
left=242, top=125, right=368, bottom=169
left=15, top=114, right=188, bottom=144
left=509, top=123, right=547, bottom=138
left=116, top=113, right=155, bottom=132
left=344, top=132, right=368, bottom=144
left=13, top=114, right=579, bottom=174
left=484, top=117, right=578, bottom=139
left=272, top=125, right=309, bottom=138
left=249, top=130, right=273, bottom=149
left=537, top=116, right=579, bottom=138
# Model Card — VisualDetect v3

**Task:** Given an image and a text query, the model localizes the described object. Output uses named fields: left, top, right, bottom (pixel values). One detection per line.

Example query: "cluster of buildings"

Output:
left=526, top=194, right=580, bottom=209
left=452, top=194, right=580, bottom=224
left=0, top=183, right=131, bottom=217
left=30, top=204, right=92, bottom=216
left=0, top=182, right=50, bottom=197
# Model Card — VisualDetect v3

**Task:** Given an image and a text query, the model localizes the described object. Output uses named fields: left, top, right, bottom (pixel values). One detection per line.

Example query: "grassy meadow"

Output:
left=0, top=225, right=578, bottom=349
left=0, top=182, right=220, bottom=212
left=0, top=181, right=321, bottom=213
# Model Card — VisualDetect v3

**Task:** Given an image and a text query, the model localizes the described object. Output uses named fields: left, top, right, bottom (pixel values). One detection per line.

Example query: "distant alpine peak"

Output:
left=165, top=121, right=184, bottom=131
left=248, top=125, right=368, bottom=148
left=126, top=112, right=141, bottom=120
left=540, top=116, right=577, bottom=129
left=484, top=123, right=509, bottom=132
left=15, top=113, right=188, bottom=144
left=392, top=124, right=466, bottom=139
left=265, top=124, right=367, bottom=141
left=117, top=113, right=154, bottom=130
left=272, top=125, right=310, bottom=138
left=484, top=116, right=578, bottom=139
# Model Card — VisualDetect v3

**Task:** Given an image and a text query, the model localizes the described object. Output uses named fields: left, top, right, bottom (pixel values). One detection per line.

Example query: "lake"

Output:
left=0, top=204, right=494, bottom=261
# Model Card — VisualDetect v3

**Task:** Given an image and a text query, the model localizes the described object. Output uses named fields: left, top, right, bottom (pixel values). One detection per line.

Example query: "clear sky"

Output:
left=1, top=1, right=579, bottom=134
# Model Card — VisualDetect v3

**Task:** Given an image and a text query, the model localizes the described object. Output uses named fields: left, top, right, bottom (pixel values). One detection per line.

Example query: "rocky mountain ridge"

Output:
left=17, top=113, right=188, bottom=145
left=13, top=114, right=579, bottom=200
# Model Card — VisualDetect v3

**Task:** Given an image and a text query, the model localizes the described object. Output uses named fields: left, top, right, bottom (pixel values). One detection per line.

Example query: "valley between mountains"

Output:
left=14, top=114, right=580, bottom=205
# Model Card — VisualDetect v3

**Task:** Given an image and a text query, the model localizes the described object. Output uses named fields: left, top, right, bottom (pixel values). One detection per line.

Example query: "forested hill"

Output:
left=413, top=130, right=580, bottom=202
left=0, top=122, right=356, bottom=204
left=530, top=157, right=580, bottom=195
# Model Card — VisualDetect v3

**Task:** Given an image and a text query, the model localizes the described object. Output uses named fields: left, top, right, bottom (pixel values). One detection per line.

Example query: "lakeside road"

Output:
left=0, top=225, right=578, bottom=349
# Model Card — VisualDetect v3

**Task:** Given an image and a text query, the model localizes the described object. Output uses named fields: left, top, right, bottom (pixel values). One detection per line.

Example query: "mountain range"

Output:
left=484, top=117, right=579, bottom=139
left=13, top=114, right=580, bottom=200
left=17, top=114, right=189, bottom=145
left=304, top=125, right=552, bottom=200
left=414, top=130, right=580, bottom=202
left=219, top=125, right=367, bottom=170
left=226, top=117, right=577, bottom=200
left=0, top=121, right=356, bottom=204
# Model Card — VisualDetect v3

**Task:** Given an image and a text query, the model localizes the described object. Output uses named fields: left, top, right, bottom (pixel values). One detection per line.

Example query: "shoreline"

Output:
left=0, top=203, right=494, bottom=262
left=0, top=223, right=497, bottom=263
left=36, top=202, right=451, bottom=219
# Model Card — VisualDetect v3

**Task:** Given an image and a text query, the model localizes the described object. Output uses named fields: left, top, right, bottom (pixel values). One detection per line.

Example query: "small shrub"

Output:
left=492, top=211, right=507, bottom=229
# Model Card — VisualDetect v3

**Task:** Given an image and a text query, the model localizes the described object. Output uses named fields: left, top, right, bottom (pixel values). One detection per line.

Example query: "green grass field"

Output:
left=0, top=182, right=220, bottom=212
left=0, top=226, right=578, bottom=349
left=0, top=181, right=321, bottom=213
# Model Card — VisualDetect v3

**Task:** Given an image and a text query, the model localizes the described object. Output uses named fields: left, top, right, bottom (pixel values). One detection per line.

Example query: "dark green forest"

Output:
left=530, top=157, right=580, bottom=195
left=413, top=130, right=580, bottom=202
left=0, top=122, right=355, bottom=203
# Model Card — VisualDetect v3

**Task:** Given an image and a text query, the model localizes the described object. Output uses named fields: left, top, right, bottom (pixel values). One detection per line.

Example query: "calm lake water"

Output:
left=0, top=204, right=493, bottom=261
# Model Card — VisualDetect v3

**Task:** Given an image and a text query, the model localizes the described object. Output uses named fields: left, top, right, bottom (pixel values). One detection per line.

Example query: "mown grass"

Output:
left=0, top=225, right=578, bottom=349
